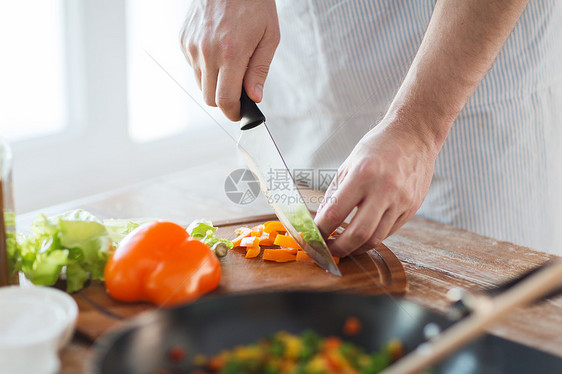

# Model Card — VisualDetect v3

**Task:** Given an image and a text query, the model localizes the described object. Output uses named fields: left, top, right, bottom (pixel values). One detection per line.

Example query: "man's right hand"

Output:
left=180, top=0, right=280, bottom=121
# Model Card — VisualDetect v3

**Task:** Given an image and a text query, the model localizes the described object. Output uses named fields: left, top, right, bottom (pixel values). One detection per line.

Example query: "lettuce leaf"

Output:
left=103, top=218, right=156, bottom=245
left=14, top=209, right=113, bottom=292
left=187, top=219, right=233, bottom=250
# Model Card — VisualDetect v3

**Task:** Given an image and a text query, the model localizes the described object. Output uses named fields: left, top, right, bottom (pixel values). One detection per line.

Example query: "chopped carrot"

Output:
left=240, top=236, right=260, bottom=247
left=245, top=246, right=261, bottom=258
left=273, top=234, right=301, bottom=250
left=232, top=227, right=252, bottom=247
left=296, top=251, right=340, bottom=264
left=262, top=249, right=297, bottom=262
left=263, top=221, right=286, bottom=234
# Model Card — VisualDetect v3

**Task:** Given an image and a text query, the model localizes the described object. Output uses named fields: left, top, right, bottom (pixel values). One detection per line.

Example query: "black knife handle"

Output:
left=240, top=88, right=265, bottom=131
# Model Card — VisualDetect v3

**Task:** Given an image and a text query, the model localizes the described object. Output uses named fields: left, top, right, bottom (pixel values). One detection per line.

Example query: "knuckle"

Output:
left=329, top=240, right=353, bottom=258
left=355, top=158, right=378, bottom=179
left=394, top=186, right=410, bottom=205
left=199, top=36, right=214, bottom=57
left=187, top=42, right=199, bottom=58
left=381, top=174, right=400, bottom=193
left=369, top=235, right=383, bottom=247
left=322, top=205, right=342, bottom=225
left=346, top=225, right=371, bottom=244
left=215, top=94, right=237, bottom=110
left=217, top=37, right=237, bottom=61
left=249, top=63, right=271, bottom=79
left=203, top=94, right=216, bottom=107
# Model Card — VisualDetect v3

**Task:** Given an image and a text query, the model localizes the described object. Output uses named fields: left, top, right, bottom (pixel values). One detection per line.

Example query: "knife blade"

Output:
left=237, top=90, right=341, bottom=277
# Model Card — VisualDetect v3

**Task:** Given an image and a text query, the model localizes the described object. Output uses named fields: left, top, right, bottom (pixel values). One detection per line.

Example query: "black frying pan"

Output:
left=92, top=291, right=562, bottom=373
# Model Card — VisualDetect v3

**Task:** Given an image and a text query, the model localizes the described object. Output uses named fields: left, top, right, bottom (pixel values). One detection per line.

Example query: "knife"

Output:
left=237, top=89, right=341, bottom=277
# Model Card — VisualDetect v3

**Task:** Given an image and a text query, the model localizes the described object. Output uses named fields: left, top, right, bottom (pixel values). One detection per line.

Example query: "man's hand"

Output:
left=315, top=0, right=528, bottom=256
left=316, top=118, right=438, bottom=258
left=180, top=0, right=280, bottom=120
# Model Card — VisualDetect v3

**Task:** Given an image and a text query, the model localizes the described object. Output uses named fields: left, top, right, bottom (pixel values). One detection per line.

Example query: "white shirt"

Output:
left=261, top=0, right=562, bottom=254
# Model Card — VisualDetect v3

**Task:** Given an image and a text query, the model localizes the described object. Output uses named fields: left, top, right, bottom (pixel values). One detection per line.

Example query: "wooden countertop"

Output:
left=16, top=160, right=562, bottom=373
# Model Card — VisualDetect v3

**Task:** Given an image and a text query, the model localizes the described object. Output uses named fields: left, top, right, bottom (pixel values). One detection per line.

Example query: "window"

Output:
left=0, top=0, right=67, bottom=141
left=8, top=0, right=236, bottom=214
left=127, top=0, right=228, bottom=143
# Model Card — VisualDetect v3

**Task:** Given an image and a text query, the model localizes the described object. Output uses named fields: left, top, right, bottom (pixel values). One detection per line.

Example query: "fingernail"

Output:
left=254, top=84, right=263, bottom=102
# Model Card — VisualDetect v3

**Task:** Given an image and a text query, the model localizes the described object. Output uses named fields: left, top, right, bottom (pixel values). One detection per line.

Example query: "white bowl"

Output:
left=0, top=285, right=78, bottom=374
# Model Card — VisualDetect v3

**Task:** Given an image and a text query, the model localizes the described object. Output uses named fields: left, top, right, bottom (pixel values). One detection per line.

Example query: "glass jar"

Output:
left=0, top=138, right=16, bottom=286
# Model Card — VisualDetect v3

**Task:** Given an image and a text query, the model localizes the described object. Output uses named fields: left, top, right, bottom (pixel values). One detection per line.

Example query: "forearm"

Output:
left=385, top=0, right=528, bottom=152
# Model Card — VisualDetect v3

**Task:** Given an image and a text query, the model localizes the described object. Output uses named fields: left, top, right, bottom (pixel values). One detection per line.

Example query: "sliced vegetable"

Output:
left=244, top=246, right=261, bottom=259
left=239, top=236, right=260, bottom=248
left=258, top=232, right=276, bottom=246
left=285, top=205, right=324, bottom=243
left=263, top=249, right=297, bottom=262
left=231, top=227, right=252, bottom=247
left=192, top=330, right=406, bottom=373
left=273, top=234, right=301, bottom=250
left=296, top=250, right=315, bottom=263
left=232, top=220, right=342, bottom=270
left=263, top=221, right=286, bottom=234
left=104, top=221, right=221, bottom=307
left=210, top=242, right=229, bottom=258
left=249, top=224, right=264, bottom=237
left=296, top=251, right=340, bottom=265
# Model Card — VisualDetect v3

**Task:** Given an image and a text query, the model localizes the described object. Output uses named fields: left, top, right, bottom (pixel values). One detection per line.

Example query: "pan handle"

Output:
left=382, top=259, right=562, bottom=374
left=448, top=259, right=562, bottom=320
left=240, top=88, right=265, bottom=131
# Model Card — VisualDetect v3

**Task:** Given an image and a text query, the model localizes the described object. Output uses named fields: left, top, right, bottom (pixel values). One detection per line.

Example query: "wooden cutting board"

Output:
left=72, top=214, right=407, bottom=342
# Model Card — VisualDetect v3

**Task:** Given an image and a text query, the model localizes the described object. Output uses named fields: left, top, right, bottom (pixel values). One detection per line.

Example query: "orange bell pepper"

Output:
left=232, top=227, right=252, bottom=247
left=296, top=250, right=340, bottom=264
left=295, top=250, right=315, bottom=263
left=104, top=221, right=221, bottom=307
left=273, top=234, right=301, bottom=250
left=245, top=246, right=261, bottom=258
left=240, top=236, right=260, bottom=248
left=257, top=232, right=277, bottom=246
left=263, top=221, right=286, bottom=234
left=250, top=224, right=264, bottom=236
left=262, top=249, right=297, bottom=262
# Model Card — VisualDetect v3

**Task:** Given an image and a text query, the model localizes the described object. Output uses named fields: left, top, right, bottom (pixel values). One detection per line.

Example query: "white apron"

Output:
left=261, top=0, right=562, bottom=254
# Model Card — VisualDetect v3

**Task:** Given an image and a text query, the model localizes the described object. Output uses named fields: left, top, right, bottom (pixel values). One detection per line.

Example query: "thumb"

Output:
left=243, top=34, right=279, bottom=103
